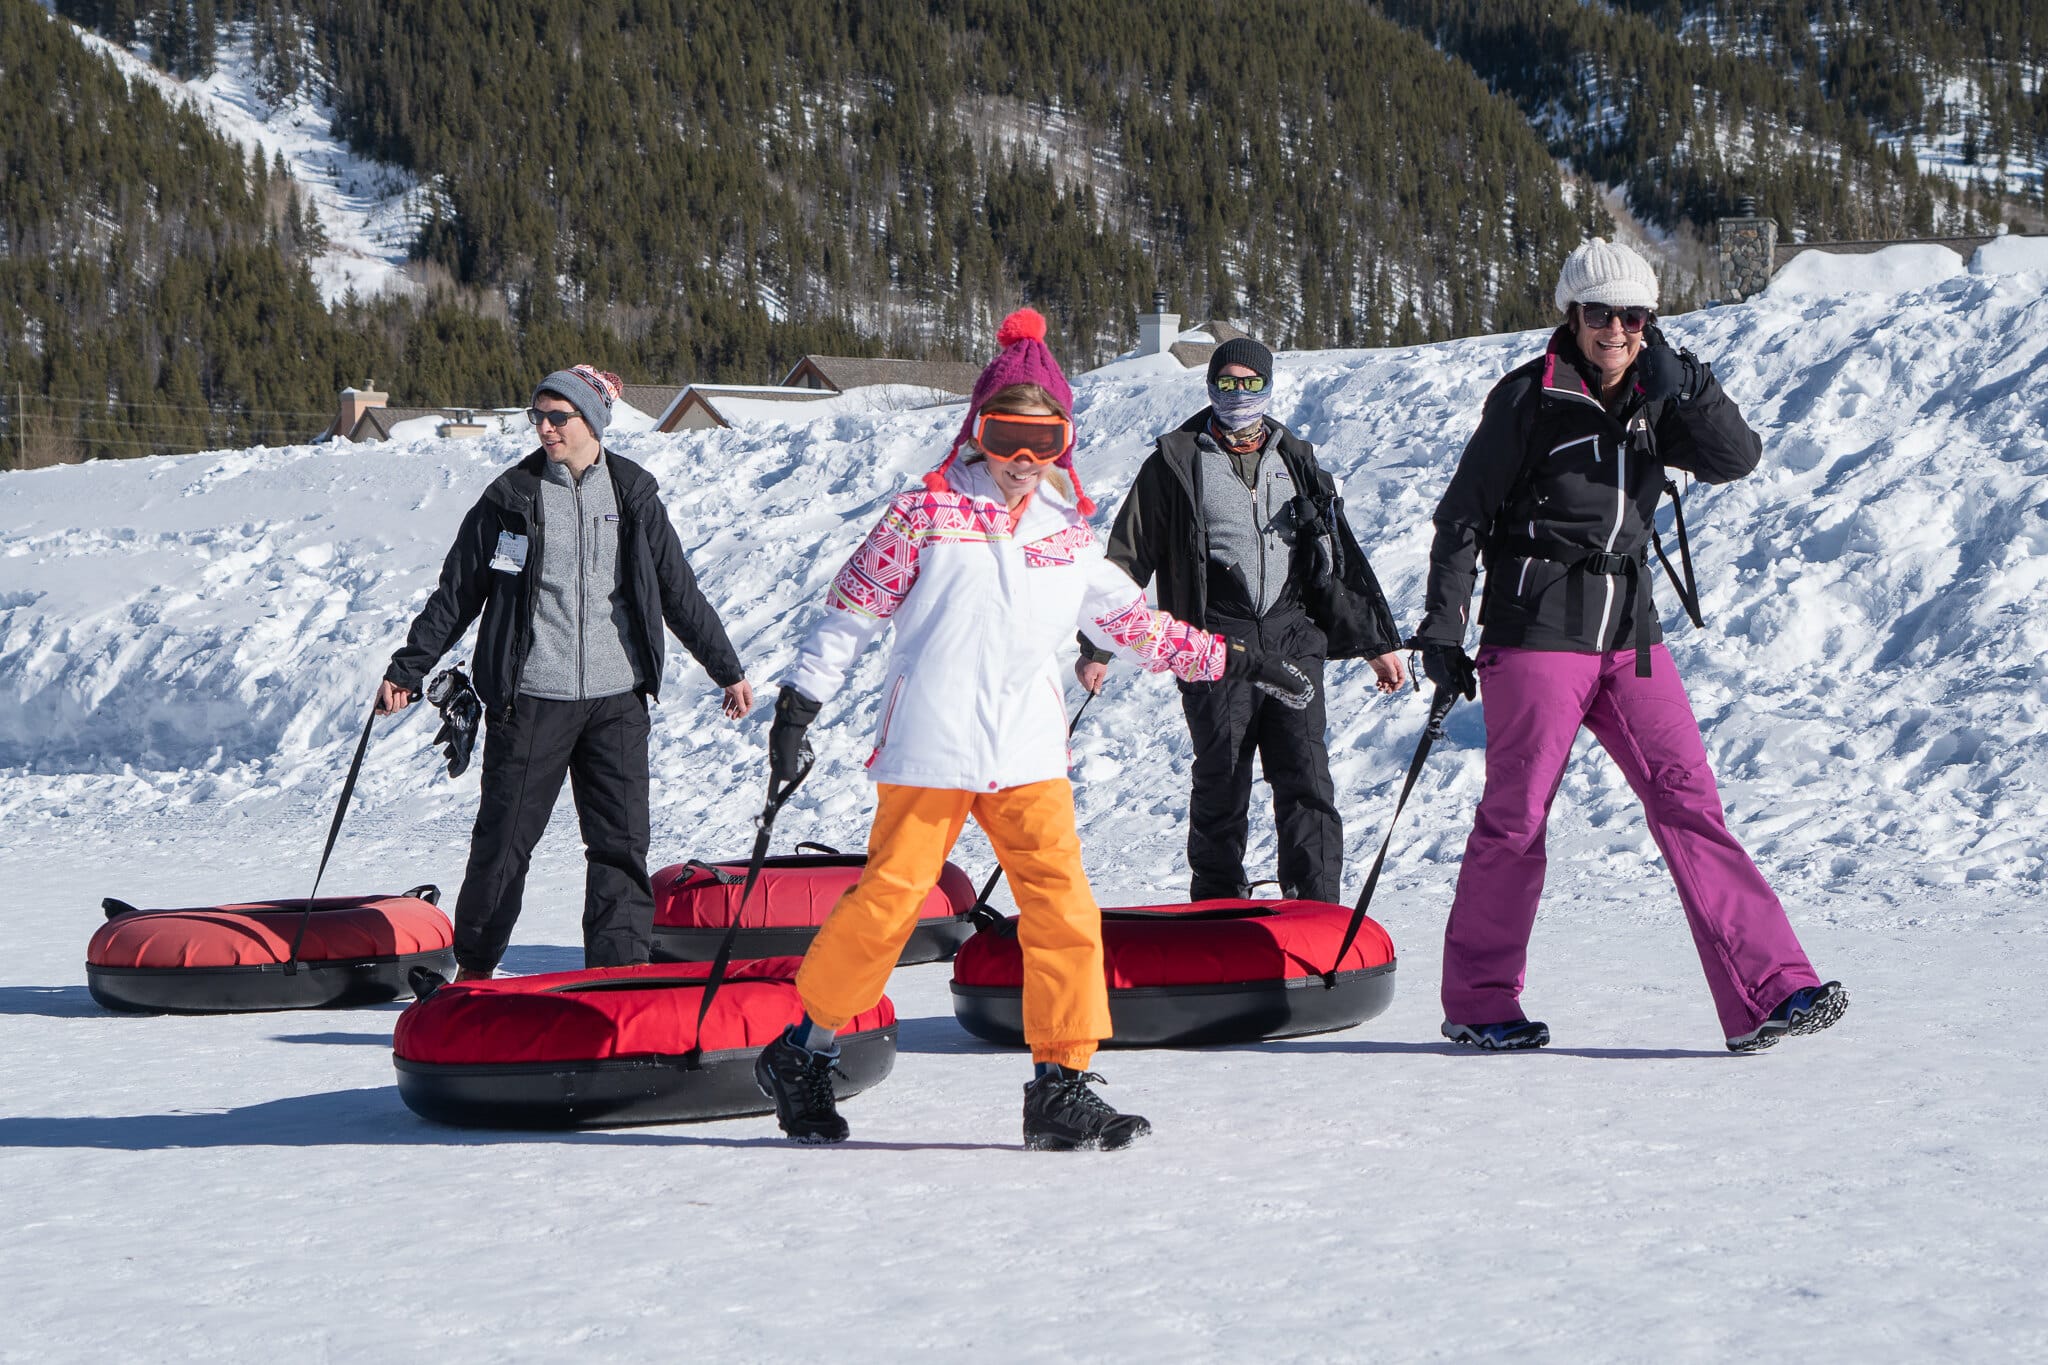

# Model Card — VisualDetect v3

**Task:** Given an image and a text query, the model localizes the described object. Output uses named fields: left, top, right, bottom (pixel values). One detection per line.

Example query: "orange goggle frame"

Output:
left=975, top=411, right=1072, bottom=463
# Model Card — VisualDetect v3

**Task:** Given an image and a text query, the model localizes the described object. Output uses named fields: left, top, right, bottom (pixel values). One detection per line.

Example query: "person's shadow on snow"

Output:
left=1222, top=1038, right=1733, bottom=1059
left=0, top=1088, right=1015, bottom=1152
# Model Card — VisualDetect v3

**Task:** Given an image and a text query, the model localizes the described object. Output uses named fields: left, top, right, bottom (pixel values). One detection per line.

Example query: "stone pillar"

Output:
left=1715, top=215, right=1779, bottom=302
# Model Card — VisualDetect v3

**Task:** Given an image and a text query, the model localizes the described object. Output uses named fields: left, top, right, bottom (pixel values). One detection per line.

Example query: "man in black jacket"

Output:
left=376, top=365, right=752, bottom=978
left=1077, top=338, right=1404, bottom=904
left=1413, top=239, right=1844, bottom=1054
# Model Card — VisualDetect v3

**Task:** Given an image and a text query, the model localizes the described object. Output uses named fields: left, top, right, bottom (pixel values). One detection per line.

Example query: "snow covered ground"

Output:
left=3, top=262, right=2046, bottom=1359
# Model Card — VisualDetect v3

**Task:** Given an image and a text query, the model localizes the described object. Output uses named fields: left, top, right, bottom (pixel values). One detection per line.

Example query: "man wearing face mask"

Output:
left=1076, top=338, right=1405, bottom=905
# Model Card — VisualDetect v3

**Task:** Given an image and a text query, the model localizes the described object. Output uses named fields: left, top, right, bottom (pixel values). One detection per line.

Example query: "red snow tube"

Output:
left=86, top=886, right=455, bottom=1013
left=393, top=959, right=897, bottom=1128
left=950, top=899, right=1396, bottom=1047
left=652, top=844, right=977, bottom=964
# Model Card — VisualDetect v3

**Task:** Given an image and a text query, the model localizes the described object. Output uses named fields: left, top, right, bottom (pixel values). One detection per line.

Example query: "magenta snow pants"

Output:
left=1440, top=644, right=1820, bottom=1040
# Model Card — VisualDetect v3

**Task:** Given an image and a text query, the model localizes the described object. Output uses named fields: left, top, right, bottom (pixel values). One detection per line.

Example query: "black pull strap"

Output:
left=1323, top=686, right=1458, bottom=986
left=965, top=690, right=1097, bottom=925
left=794, top=841, right=842, bottom=857
left=102, top=898, right=141, bottom=920
left=1652, top=477, right=1705, bottom=630
left=681, top=860, right=745, bottom=886
left=284, top=704, right=378, bottom=973
left=686, top=757, right=813, bottom=1065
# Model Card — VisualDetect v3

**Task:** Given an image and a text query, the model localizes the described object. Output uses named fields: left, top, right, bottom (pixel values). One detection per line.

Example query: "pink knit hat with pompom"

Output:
left=924, top=307, right=1092, bottom=515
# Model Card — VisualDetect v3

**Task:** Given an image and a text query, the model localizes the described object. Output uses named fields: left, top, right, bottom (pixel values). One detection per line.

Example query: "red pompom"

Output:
left=923, top=469, right=950, bottom=493
left=996, top=308, right=1048, bottom=348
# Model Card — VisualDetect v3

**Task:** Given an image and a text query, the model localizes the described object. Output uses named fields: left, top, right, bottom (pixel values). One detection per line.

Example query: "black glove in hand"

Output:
left=1417, top=641, right=1477, bottom=701
left=1222, top=639, right=1316, bottom=711
left=768, top=685, right=821, bottom=786
left=1635, top=336, right=1703, bottom=405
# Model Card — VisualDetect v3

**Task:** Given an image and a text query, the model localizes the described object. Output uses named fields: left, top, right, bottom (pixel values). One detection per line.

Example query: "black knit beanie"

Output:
left=1207, top=336, right=1273, bottom=384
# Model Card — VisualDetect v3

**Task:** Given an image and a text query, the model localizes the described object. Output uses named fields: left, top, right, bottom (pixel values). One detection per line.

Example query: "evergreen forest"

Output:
left=6, top=0, right=2043, bottom=462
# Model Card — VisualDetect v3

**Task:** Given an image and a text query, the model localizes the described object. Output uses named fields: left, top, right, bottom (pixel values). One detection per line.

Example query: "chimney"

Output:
left=437, top=408, right=488, bottom=439
left=332, top=382, right=387, bottom=442
left=1138, top=292, right=1179, bottom=357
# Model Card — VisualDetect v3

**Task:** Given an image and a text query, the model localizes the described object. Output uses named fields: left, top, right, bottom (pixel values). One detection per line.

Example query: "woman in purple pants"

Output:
left=1411, top=239, right=1847, bottom=1054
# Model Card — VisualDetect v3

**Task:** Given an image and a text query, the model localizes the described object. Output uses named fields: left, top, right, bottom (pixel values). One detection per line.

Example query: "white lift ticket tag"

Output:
left=489, top=531, right=530, bottom=574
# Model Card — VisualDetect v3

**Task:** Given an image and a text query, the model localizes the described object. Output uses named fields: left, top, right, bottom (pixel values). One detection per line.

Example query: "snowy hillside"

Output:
left=49, top=7, right=426, bottom=305
left=3, top=260, right=2046, bottom=1361
left=3, top=249, right=2044, bottom=898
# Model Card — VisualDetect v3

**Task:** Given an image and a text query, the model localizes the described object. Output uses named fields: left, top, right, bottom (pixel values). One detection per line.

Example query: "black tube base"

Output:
left=952, top=963, right=1396, bottom=1048
left=394, top=1025, right=899, bottom=1129
left=651, top=919, right=972, bottom=965
left=86, top=948, right=458, bottom=1014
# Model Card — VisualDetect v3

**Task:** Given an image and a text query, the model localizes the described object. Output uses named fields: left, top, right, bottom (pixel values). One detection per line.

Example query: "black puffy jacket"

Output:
left=1079, top=411, right=1398, bottom=661
left=385, top=449, right=744, bottom=715
left=1416, top=328, right=1761, bottom=657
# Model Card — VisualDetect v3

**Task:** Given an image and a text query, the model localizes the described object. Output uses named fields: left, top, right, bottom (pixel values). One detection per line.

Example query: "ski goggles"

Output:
left=1210, top=373, right=1268, bottom=393
left=1577, top=303, right=1654, bottom=333
left=974, top=411, right=1072, bottom=463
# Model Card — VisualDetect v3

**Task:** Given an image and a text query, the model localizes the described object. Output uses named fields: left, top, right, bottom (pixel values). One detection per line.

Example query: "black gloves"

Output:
left=424, top=666, right=482, bottom=778
left=768, top=685, right=821, bottom=786
left=1222, top=639, right=1316, bottom=711
left=1636, top=328, right=1704, bottom=404
left=1416, top=641, right=1477, bottom=701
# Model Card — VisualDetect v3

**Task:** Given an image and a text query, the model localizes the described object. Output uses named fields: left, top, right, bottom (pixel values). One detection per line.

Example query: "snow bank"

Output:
left=5, top=278, right=2044, bottom=904
left=1762, top=243, right=1966, bottom=298
left=1972, top=233, right=2048, bottom=276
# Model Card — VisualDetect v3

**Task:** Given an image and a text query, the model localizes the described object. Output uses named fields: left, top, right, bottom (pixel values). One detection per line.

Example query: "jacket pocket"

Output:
left=867, top=675, right=907, bottom=769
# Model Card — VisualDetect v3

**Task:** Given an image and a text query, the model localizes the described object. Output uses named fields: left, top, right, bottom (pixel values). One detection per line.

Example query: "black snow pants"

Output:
left=452, top=691, right=654, bottom=972
left=1178, top=611, right=1341, bottom=905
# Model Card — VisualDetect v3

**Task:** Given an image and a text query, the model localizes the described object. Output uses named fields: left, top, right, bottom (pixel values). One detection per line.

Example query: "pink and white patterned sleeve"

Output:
left=1078, top=556, right=1228, bottom=683
left=783, top=496, right=925, bottom=703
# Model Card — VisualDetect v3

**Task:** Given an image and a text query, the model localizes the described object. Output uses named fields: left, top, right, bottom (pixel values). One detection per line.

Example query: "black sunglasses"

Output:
left=1577, top=304, right=1653, bottom=333
left=526, top=407, right=579, bottom=429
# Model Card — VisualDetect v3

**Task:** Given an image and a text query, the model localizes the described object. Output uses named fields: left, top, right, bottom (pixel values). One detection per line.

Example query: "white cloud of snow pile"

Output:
left=4, top=274, right=2043, bottom=908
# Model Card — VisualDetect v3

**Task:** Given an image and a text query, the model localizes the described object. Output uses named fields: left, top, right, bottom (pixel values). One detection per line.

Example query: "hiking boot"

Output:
left=1442, top=1019, right=1551, bottom=1051
left=1022, top=1069, right=1152, bottom=1152
left=754, top=1027, right=850, bottom=1143
left=1726, top=981, right=1849, bottom=1054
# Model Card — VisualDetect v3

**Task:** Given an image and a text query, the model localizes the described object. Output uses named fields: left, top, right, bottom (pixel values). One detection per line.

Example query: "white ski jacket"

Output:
left=785, top=458, right=1229, bottom=792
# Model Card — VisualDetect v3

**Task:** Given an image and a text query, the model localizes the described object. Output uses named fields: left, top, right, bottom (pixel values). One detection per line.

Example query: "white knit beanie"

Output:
left=1553, top=238, right=1660, bottom=313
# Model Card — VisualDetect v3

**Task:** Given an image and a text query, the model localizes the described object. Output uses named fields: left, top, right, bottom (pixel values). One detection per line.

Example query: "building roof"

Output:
left=654, top=384, right=838, bottom=431
left=780, top=355, right=985, bottom=395
left=349, top=407, right=473, bottom=442
left=618, top=384, right=686, bottom=420
left=1168, top=319, right=1250, bottom=370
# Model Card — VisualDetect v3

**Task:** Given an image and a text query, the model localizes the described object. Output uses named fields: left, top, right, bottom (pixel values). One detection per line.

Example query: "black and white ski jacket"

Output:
left=1415, top=328, right=1761, bottom=656
left=386, top=449, right=744, bottom=717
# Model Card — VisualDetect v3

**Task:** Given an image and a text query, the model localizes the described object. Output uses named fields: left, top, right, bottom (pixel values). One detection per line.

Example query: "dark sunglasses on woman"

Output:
left=1578, top=303, right=1654, bottom=333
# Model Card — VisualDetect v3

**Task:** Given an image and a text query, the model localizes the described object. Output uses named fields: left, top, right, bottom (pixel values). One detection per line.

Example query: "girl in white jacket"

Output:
left=753, top=309, right=1314, bottom=1149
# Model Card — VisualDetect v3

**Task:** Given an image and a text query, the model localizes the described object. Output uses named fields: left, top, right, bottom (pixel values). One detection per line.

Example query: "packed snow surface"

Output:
left=3, top=273, right=2046, bottom=1360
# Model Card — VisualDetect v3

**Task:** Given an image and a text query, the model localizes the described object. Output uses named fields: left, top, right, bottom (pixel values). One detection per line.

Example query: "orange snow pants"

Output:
left=795, top=779, right=1110, bottom=1070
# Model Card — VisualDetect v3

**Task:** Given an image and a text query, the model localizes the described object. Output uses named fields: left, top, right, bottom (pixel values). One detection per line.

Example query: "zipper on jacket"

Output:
left=573, top=467, right=587, bottom=699
left=867, top=675, right=907, bottom=768
left=1595, top=436, right=1626, bottom=647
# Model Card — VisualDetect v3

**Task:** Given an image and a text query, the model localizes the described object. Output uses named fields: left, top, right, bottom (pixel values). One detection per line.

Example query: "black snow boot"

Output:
left=1441, top=1019, right=1551, bottom=1051
left=754, top=1027, right=850, bottom=1144
left=1726, top=981, right=1849, bottom=1054
left=1021, top=1069, right=1152, bottom=1152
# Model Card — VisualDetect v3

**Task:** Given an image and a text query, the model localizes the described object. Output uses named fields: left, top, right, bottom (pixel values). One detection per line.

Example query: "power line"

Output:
left=22, top=394, right=339, bottom=420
